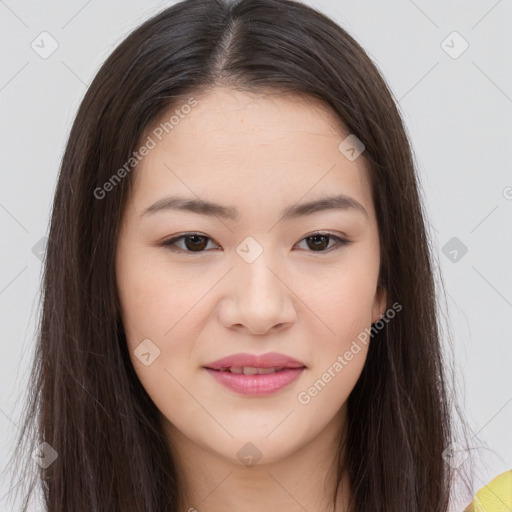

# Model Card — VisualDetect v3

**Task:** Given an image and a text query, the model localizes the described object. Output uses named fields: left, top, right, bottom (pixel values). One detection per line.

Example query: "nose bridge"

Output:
left=224, top=234, right=295, bottom=333
left=235, top=236, right=283, bottom=301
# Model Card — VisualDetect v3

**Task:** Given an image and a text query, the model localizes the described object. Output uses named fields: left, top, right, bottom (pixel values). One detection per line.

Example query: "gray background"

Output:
left=1, top=0, right=511, bottom=509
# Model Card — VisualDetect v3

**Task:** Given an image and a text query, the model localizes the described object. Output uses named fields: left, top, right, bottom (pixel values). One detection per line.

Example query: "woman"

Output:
left=9, top=0, right=509, bottom=510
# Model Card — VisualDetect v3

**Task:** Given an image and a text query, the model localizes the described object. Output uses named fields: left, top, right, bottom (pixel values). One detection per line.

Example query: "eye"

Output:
left=295, top=232, right=351, bottom=252
left=160, top=232, right=351, bottom=254
left=161, top=233, right=219, bottom=253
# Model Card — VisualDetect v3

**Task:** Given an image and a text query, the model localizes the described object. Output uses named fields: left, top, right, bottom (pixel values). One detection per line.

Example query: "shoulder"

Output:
left=464, top=470, right=512, bottom=511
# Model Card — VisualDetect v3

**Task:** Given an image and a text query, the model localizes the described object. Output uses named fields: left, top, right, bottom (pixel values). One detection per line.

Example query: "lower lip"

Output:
left=204, top=367, right=305, bottom=396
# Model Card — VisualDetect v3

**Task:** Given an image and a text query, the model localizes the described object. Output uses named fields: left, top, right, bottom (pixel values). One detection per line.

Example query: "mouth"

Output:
left=204, top=351, right=306, bottom=371
left=202, top=352, right=306, bottom=396
left=205, top=365, right=302, bottom=374
left=203, top=365, right=305, bottom=396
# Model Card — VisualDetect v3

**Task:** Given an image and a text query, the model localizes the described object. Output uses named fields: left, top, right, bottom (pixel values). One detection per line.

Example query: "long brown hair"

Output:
left=8, top=0, right=476, bottom=510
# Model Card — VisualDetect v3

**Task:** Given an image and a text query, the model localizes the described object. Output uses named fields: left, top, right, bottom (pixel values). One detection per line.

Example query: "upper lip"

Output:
left=204, top=352, right=306, bottom=370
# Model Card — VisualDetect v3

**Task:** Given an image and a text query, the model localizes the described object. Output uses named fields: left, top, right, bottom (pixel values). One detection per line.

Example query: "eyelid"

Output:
left=160, top=231, right=352, bottom=255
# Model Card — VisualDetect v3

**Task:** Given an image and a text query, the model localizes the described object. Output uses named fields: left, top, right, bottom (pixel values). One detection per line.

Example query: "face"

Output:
left=115, top=86, right=386, bottom=467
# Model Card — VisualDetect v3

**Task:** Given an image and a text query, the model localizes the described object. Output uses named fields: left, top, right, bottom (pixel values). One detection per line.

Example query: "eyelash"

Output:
left=160, top=231, right=352, bottom=255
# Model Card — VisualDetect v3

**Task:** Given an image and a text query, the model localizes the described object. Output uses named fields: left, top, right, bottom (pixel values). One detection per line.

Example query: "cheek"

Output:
left=118, top=275, right=169, bottom=348
left=301, top=263, right=378, bottom=342
left=297, top=279, right=372, bottom=412
left=117, top=263, right=196, bottom=415
left=116, top=245, right=184, bottom=345
left=116, top=250, right=205, bottom=389
left=296, top=256, right=378, bottom=403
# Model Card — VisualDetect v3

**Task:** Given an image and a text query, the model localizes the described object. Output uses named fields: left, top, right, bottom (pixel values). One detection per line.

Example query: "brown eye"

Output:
left=181, top=235, right=209, bottom=251
left=162, top=232, right=351, bottom=255
left=162, top=234, right=219, bottom=253
left=295, top=233, right=350, bottom=253
left=305, top=234, right=331, bottom=251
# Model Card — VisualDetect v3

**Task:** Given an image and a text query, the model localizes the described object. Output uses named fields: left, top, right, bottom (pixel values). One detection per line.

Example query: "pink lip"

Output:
left=204, top=368, right=305, bottom=396
left=204, top=352, right=306, bottom=370
left=203, top=352, right=306, bottom=396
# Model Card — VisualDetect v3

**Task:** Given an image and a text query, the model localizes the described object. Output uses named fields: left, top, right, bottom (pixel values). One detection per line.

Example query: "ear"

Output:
left=371, top=283, right=387, bottom=324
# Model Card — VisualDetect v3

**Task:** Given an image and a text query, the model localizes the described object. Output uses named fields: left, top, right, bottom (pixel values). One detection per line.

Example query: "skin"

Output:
left=115, top=86, right=387, bottom=512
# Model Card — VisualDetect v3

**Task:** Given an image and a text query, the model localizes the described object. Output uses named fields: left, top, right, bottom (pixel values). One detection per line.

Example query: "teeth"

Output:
left=220, top=366, right=285, bottom=375
left=243, top=366, right=282, bottom=375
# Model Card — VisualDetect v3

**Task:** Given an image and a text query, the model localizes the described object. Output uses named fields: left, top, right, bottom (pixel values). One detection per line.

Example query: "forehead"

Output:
left=130, top=86, right=374, bottom=222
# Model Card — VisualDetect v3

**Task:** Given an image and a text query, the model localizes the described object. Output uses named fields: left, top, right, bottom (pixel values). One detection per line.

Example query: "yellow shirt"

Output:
left=464, top=470, right=512, bottom=511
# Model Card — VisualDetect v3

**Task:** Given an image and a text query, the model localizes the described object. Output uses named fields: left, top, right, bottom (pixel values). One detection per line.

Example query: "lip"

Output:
left=203, top=352, right=306, bottom=396
left=204, top=352, right=306, bottom=370
left=204, top=367, right=305, bottom=396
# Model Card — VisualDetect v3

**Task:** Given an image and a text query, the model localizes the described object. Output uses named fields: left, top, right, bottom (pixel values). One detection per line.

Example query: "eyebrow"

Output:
left=140, top=193, right=368, bottom=221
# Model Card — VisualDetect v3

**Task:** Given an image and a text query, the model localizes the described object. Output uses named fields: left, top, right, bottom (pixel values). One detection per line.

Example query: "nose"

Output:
left=218, top=255, right=297, bottom=336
